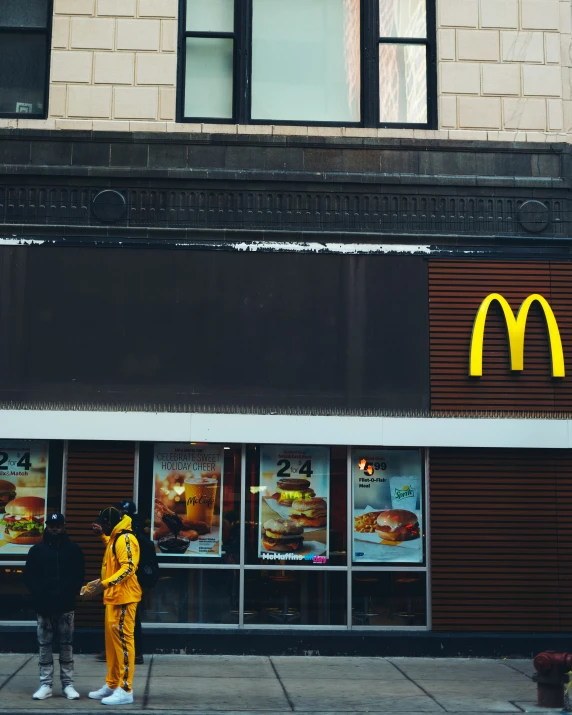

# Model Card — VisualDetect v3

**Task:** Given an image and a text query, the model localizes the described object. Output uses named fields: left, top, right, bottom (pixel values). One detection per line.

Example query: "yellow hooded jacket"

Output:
left=100, top=514, right=142, bottom=606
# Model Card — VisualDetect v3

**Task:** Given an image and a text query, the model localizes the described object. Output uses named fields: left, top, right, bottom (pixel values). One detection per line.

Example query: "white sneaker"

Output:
left=101, top=688, right=134, bottom=706
left=63, top=684, right=80, bottom=700
left=88, top=684, right=114, bottom=700
left=33, top=685, right=53, bottom=700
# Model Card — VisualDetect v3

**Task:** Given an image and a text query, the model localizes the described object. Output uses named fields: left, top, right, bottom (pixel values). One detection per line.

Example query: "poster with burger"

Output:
left=0, top=441, right=48, bottom=554
left=259, top=446, right=329, bottom=560
left=152, top=443, right=224, bottom=557
left=352, top=449, right=423, bottom=564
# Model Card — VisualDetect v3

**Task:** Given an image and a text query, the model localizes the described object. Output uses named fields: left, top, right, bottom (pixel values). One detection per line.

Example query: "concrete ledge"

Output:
left=0, top=410, right=570, bottom=448
left=0, top=629, right=567, bottom=656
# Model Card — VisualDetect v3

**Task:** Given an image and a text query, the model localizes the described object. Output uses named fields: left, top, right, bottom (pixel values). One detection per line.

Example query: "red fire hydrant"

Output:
left=533, top=651, right=572, bottom=708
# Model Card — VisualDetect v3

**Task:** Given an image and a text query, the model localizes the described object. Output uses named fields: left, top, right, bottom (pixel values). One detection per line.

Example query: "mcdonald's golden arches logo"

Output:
left=469, top=293, right=565, bottom=378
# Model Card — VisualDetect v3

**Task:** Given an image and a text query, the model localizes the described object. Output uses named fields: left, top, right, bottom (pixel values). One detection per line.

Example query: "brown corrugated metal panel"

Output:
left=547, top=263, right=572, bottom=412
left=430, top=449, right=570, bottom=632
left=429, top=261, right=572, bottom=414
left=65, top=441, right=135, bottom=627
left=554, top=450, right=572, bottom=629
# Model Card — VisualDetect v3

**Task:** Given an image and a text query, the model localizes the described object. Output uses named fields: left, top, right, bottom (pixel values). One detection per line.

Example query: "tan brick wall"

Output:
left=1, top=0, right=571, bottom=143
left=439, top=0, right=571, bottom=140
left=43, top=0, right=177, bottom=129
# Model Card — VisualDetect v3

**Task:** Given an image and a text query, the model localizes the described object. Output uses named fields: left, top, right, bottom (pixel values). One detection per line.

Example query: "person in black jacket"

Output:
left=24, top=512, right=85, bottom=701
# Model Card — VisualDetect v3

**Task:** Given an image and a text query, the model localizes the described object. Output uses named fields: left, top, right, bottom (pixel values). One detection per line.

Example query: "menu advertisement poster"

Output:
left=352, top=449, right=423, bottom=564
left=258, top=445, right=330, bottom=562
left=0, top=441, right=49, bottom=555
left=152, top=443, right=224, bottom=558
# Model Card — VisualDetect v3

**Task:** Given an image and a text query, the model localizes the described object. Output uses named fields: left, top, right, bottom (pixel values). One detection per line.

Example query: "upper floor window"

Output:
left=0, top=0, right=52, bottom=118
left=179, top=0, right=435, bottom=128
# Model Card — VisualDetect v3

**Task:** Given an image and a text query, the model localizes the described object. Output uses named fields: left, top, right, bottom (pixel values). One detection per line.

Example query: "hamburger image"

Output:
left=0, top=480, right=16, bottom=514
left=273, top=478, right=315, bottom=507
left=262, top=517, right=304, bottom=552
left=290, top=497, right=327, bottom=528
left=0, top=496, right=45, bottom=546
left=375, top=509, right=420, bottom=543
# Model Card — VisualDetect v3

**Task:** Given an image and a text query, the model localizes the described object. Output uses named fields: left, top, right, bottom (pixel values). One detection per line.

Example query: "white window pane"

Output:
left=379, top=0, right=426, bottom=38
left=186, top=0, right=234, bottom=32
left=251, top=0, right=360, bottom=123
left=184, top=38, right=233, bottom=119
left=379, top=44, right=427, bottom=124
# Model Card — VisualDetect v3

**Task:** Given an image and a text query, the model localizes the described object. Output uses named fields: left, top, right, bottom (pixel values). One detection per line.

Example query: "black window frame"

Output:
left=177, top=0, right=437, bottom=129
left=0, top=0, right=53, bottom=120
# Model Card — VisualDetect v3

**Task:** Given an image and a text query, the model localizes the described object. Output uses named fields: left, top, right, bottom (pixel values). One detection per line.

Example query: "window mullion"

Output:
left=234, top=0, right=251, bottom=124
left=185, top=31, right=235, bottom=39
left=177, top=0, right=185, bottom=121
left=427, top=0, right=438, bottom=129
left=362, top=0, right=379, bottom=127
left=379, top=37, right=428, bottom=45
left=0, top=26, right=48, bottom=33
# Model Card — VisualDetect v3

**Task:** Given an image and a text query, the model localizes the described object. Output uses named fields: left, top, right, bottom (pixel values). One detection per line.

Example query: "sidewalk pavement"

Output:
left=0, top=654, right=564, bottom=715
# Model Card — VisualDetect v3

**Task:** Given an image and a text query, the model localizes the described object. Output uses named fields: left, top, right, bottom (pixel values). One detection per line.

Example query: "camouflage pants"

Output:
left=37, top=612, right=74, bottom=687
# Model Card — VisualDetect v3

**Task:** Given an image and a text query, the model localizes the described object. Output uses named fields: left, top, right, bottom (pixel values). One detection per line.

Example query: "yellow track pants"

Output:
left=104, top=603, right=137, bottom=693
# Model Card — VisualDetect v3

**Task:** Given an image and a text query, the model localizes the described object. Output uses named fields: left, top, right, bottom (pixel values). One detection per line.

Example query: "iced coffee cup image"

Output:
left=389, top=476, right=420, bottom=511
left=184, top=475, right=218, bottom=529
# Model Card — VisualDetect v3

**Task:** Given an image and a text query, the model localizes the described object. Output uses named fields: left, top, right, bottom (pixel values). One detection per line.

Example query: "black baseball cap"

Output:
left=46, top=512, right=65, bottom=526
left=98, top=506, right=121, bottom=527
left=119, top=500, right=137, bottom=517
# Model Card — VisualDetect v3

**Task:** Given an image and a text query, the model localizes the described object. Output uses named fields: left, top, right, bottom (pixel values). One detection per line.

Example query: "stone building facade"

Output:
left=0, top=0, right=570, bottom=140
left=1, top=0, right=572, bottom=652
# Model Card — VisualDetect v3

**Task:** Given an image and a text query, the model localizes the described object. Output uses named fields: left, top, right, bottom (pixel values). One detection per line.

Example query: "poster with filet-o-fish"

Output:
left=352, top=449, right=423, bottom=563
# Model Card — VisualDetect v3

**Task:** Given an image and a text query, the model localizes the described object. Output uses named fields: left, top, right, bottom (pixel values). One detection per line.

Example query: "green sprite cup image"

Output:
left=389, top=476, right=420, bottom=511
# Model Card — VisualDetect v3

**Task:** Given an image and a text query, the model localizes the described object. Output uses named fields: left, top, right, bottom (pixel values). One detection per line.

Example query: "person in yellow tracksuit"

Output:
left=85, top=506, right=142, bottom=707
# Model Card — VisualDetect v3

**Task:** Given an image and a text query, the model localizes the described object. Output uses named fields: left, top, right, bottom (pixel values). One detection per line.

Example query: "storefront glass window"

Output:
left=0, top=441, right=428, bottom=631
left=0, top=567, right=36, bottom=620
left=246, top=445, right=347, bottom=567
left=244, top=570, right=347, bottom=626
left=352, top=571, right=427, bottom=627
left=143, top=568, right=239, bottom=624
left=139, top=443, right=241, bottom=566
left=351, top=448, right=425, bottom=565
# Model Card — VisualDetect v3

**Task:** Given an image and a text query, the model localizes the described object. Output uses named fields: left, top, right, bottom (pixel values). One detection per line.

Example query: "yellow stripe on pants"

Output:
left=105, top=602, right=137, bottom=693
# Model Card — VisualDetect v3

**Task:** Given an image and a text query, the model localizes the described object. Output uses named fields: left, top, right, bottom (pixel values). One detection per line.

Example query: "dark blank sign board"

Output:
left=0, top=246, right=430, bottom=412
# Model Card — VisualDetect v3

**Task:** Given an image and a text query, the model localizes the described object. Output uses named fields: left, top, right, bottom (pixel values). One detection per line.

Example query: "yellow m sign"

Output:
left=469, top=293, right=565, bottom=378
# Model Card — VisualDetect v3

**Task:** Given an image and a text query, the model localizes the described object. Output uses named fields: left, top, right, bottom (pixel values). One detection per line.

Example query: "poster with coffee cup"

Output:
left=258, top=445, right=329, bottom=562
left=352, top=449, right=423, bottom=564
left=0, top=440, right=49, bottom=555
left=152, top=443, right=224, bottom=558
